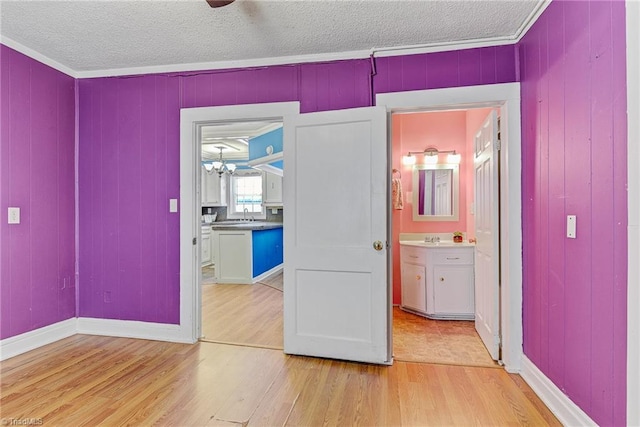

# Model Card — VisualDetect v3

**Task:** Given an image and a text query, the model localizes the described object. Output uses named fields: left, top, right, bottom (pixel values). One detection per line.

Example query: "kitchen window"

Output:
left=227, top=170, right=266, bottom=219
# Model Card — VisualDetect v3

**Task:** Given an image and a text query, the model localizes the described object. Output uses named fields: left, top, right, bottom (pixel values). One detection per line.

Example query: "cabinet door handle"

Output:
left=440, top=277, right=445, bottom=281
left=446, top=257, right=460, bottom=260
left=416, top=275, right=421, bottom=280
left=409, top=255, right=419, bottom=259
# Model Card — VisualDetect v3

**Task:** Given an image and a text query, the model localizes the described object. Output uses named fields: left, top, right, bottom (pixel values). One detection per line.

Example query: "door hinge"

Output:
left=192, top=237, right=197, bottom=245
left=496, top=137, right=501, bottom=151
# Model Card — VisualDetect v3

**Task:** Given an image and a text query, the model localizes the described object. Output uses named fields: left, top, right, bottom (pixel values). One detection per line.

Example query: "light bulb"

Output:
left=424, top=153, right=439, bottom=164
left=447, top=153, right=461, bottom=164
left=402, top=154, right=416, bottom=166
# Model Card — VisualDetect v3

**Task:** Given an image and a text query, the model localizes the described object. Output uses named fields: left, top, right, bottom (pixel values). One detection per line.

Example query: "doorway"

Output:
left=197, top=119, right=286, bottom=349
left=389, top=106, right=500, bottom=368
left=377, top=82, right=523, bottom=372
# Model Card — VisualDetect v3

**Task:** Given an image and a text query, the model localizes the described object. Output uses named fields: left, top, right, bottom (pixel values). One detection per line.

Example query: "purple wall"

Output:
left=77, top=47, right=516, bottom=323
left=519, top=1, right=627, bottom=425
left=0, top=45, right=76, bottom=339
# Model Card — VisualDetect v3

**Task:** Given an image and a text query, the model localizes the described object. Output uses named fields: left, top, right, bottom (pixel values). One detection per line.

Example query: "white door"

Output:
left=474, top=110, right=501, bottom=360
left=283, top=106, right=389, bottom=364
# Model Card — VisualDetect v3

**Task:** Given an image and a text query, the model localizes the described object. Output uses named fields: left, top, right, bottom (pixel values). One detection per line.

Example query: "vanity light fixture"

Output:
left=402, top=146, right=461, bottom=165
left=204, top=147, right=237, bottom=176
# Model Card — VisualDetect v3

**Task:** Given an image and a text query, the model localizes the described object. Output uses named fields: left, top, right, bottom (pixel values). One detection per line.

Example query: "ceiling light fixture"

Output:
left=204, top=147, right=237, bottom=176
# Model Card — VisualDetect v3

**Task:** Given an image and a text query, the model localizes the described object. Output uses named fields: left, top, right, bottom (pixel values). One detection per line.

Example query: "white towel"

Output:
left=392, top=178, right=403, bottom=210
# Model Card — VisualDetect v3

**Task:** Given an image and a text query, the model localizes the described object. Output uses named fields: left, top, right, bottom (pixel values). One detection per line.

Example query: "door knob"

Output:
left=373, top=241, right=384, bottom=251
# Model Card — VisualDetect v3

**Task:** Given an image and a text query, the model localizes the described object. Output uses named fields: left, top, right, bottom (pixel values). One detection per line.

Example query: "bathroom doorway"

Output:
left=389, top=106, right=500, bottom=368
left=377, top=82, right=523, bottom=371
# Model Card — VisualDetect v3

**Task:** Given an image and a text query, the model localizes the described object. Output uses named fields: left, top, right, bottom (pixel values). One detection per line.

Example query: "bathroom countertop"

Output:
left=208, top=221, right=283, bottom=231
left=400, top=240, right=475, bottom=248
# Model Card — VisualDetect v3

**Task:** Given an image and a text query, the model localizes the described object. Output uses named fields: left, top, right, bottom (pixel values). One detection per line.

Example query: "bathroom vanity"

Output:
left=400, top=241, right=475, bottom=320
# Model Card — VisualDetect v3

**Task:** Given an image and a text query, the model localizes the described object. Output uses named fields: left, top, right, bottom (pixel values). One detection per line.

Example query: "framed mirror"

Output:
left=412, top=164, right=459, bottom=221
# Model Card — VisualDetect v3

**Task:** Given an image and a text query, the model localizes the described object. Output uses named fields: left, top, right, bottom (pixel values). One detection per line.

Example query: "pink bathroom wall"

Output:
left=0, top=45, right=76, bottom=339
left=391, top=110, right=470, bottom=304
left=519, top=1, right=627, bottom=425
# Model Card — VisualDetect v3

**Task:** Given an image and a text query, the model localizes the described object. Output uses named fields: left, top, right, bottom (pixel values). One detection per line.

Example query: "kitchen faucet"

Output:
left=243, top=208, right=248, bottom=221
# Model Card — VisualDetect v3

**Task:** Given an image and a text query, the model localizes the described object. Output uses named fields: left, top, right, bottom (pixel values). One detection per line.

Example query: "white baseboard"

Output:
left=76, top=317, right=193, bottom=344
left=0, top=318, right=77, bottom=361
left=520, top=355, right=597, bottom=427
left=252, top=264, right=283, bottom=283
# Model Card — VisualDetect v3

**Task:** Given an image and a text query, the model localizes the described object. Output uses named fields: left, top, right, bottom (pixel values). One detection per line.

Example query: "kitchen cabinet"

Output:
left=400, top=243, right=475, bottom=320
left=201, top=226, right=212, bottom=266
left=263, top=172, right=283, bottom=207
left=211, top=224, right=284, bottom=284
left=201, top=167, right=227, bottom=206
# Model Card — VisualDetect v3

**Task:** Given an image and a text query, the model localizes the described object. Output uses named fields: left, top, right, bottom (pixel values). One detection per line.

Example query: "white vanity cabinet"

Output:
left=400, top=245, right=427, bottom=313
left=201, top=167, right=227, bottom=206
left=400, top=243, right=475, bottom=320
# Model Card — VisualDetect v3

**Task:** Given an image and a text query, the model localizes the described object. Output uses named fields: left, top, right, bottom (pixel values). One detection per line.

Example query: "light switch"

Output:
left=8, top=207, right=20, bottom=224
left=567, top=215, right=576, bottom=238
left=169, top=199, right=178, bottom=213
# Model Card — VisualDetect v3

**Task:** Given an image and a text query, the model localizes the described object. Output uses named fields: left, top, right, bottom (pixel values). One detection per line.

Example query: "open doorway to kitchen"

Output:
left=178, top=101, right=299, bottom=348
left=198, top=119, right=286, bottom=349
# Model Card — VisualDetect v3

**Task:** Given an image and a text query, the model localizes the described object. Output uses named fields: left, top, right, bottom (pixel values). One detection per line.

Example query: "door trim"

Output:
left=179, top=102, right=301, bottom=343
left=376, top=82, right=523, bottom=372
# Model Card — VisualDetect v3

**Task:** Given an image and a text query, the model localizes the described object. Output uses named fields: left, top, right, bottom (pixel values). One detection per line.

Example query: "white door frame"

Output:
left=377, top=82, right=523, bottom=372
left=178, top=102, right=300, bottom=343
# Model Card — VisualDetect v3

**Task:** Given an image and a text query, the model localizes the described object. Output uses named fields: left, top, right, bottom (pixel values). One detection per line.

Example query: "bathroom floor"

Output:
left=201, top=267, right=496, bottom=367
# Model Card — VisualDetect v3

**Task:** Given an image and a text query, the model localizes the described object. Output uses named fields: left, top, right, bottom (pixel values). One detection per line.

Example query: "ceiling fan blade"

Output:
left=206, top=0, right=235, bottom=7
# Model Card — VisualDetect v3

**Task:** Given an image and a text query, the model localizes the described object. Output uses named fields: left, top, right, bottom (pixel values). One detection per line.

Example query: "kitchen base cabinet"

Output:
left=201, top=226, right=212, bottom=266
left=212, top=225, right=284, bottom=284
left=213, top=230, right=253, bottom=284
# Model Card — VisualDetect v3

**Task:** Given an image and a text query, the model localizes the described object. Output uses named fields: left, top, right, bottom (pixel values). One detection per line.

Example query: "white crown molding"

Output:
left=0, top=36, right=77, bottom=78
left=76, top=317, right=193, bottom=344
left=513, top=0, right=552, bottom=43
left=73, top=49, right=374, bottom=79
left=520, top=356, right=597, bottom=427
left=0, top=318, right=77, bottom=361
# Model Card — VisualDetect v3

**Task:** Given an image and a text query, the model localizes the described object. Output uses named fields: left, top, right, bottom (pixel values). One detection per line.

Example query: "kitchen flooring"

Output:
left=201, top=268, right=496, bottom=367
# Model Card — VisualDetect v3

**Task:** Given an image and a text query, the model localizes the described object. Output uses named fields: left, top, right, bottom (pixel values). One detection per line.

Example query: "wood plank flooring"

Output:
left=201, top=282, right=283, bottom=348
left=202, top=271, right=496, bottom=367
left=1, top=335, right=560, bottom=426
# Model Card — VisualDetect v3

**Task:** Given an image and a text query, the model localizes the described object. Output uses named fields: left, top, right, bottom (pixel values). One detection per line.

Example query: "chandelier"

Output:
left=204, top=147, right=237, bottom=176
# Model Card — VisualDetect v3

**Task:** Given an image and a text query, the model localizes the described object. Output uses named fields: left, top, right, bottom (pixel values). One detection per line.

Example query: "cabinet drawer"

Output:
left=433, top=249, right=474, bottom=265
left=400, top=245, right=427, bottom=263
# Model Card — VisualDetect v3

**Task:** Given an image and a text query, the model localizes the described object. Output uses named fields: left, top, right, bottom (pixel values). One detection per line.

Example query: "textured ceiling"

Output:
left=0, top=0, right=544, bottom=76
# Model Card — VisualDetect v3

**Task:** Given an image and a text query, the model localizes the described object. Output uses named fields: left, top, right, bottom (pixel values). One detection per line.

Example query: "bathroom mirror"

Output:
left=412, top=164, right=459, bottom=221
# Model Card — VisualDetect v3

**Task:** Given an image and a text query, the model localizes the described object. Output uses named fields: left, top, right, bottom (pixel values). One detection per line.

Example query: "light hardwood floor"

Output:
left=1, top=335, right=560, bottom=426
left=202, top=271, right=496, bottom=368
